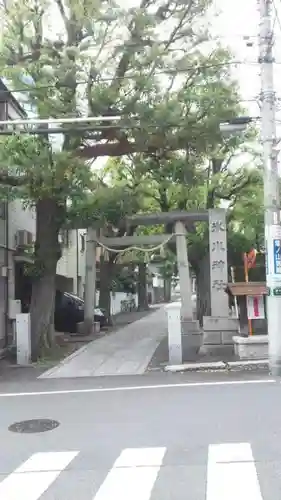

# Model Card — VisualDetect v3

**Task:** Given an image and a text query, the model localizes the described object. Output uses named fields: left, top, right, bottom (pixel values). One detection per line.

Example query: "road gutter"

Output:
left=164, top=359, right=269, bottom=372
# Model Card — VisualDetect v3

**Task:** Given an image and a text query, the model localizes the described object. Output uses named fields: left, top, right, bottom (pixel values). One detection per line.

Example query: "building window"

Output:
left=0, top=202, right=6, bottom=219
left=80, top=234, right=85, bottom=252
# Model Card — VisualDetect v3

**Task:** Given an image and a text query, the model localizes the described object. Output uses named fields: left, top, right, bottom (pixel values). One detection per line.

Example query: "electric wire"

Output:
left=0, top=60, right=272, bottom=97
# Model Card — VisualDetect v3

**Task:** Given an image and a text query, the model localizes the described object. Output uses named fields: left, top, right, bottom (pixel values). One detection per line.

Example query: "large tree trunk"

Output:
left=30, top=199, right=63, bottom=361
left=137, top=262, right=148, bottom=311
left=98, top=256, right=114, bottom=324
left=196, top=252, right=211, bottom=326
left=164, top=277, right=172, bottom=302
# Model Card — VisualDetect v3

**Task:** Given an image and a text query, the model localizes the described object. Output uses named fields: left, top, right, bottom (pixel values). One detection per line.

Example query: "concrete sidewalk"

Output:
left=39, top=306, right=167, bottom=379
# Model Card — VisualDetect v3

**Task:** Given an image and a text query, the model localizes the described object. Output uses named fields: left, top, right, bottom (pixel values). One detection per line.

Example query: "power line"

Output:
left=0, top=114, right=263, bottom=134
left=0, top=119, right=201, bottom=133
left=0, top=60, right=266, bottom=97
left=0, top=123, right=216, bottom=136
left=2, top=112, right=277, bottom=136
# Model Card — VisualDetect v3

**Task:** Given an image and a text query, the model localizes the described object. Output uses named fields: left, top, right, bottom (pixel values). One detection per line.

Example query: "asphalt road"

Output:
left=0, top=371, right=280, bottom=499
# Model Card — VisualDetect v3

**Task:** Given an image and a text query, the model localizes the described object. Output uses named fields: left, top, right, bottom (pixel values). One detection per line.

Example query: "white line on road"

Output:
left=206, top=443, right=263, bottom=500
left=92, top=447, right=166, bottom=500
left=0, top=378, right=275, bottom=398
left=0, top=451, right=78, bottom=500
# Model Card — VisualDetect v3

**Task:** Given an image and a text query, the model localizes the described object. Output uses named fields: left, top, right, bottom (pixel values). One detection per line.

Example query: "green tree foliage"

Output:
left=0, top=0, right=260, bottom=353
left=0, top=0, right=216, bottom=355
left=68, top=181, right=144, bottom=318
left=104, top=141, right=262, bottom=320
left=0, top=132, right=93, bottom=358
left=228, top=167, right=264, bottom=257
left=0, top=0, right=224, bottom=356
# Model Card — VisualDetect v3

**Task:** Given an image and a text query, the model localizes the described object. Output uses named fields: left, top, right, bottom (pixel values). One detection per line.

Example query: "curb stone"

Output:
left=38, top=343, right=90, bottom=378
left=164, top=359, right=269, bottom=372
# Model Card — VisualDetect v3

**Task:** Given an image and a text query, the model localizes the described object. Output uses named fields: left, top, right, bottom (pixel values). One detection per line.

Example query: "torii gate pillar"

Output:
left=174, top=221, right=193, bottom=319
left=173, top=220, right=201, bottom=362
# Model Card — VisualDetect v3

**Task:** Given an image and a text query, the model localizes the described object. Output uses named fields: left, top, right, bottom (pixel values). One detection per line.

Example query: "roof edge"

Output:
left=0, top=79, right=27, bottom=118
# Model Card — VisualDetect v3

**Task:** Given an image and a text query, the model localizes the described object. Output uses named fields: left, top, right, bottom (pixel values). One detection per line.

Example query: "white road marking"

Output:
left=0, top=451, right=78, bottom=500
left=92, top=447, right=166, bottom=500
left=0, top=378, right=275, bottom=398
left=206, top=443, right=263, bottom=500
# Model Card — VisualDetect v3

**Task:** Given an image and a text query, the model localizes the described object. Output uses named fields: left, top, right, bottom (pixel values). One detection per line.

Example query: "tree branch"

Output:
left=79, top=133, right=184, bottom=157
left=54, top=0, right=69, bottom=35
left=108, top=0, right=152, bottom=96
left=215, top=176, right=252, bottom=200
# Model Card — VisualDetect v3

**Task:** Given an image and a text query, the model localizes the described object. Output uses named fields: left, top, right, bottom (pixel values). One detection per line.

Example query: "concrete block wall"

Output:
left=94, top=291, right=138, bottom=316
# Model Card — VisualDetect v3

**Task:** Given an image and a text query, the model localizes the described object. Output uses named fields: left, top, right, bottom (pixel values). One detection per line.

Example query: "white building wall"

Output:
left=7, top=201, right=36, bottom=314
left=0, top=96, right=37, bottom=346
left=99, top=291, right=138, bottom=316
left=5, top=100, right=36, bottom=252
left=8, top=201, right=36, bottom=248
left=57, top=229, right=86, bottom=297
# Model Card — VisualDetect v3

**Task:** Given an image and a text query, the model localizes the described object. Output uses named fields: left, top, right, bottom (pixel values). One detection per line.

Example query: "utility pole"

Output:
left=259, top=0, right=281, bottom=375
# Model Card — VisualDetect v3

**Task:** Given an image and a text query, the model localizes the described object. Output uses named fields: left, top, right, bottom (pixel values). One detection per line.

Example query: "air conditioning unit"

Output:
left=15, top=230, right=33, bottom=248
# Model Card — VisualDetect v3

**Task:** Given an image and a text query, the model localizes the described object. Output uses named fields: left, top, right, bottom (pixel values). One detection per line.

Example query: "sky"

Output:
left=213, top=0, right=260, bottom=118
left=214, top=0, right=281, bottom=157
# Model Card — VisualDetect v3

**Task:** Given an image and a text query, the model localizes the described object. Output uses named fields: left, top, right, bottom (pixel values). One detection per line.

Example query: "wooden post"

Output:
left=230, top=266, right=241, bottom=334
left=244, top=252, right=253, bottom=336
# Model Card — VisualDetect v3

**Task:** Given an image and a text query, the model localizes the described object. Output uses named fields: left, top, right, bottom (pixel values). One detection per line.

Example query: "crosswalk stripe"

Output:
left=92, top=447, right=166, bottom=500
left=206, top=443, right=263, bottom=500
left=0, top=451, right=78, bottom=500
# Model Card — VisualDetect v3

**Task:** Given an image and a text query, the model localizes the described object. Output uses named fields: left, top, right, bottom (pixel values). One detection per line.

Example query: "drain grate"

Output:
left=8, top=419, right=60, bottom=434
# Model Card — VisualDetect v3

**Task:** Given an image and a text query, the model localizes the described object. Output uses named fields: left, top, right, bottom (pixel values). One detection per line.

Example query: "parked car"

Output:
left=54, top=291, right=108, bottom=334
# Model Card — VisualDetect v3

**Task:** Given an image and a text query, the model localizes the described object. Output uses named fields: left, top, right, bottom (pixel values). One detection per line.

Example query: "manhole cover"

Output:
left=8, top=419, right=60, bottom=434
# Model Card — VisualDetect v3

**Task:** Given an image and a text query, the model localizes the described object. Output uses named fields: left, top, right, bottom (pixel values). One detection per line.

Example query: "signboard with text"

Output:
left=246, top=295, right=265, bottom=320
left=266, top=226, right=281, bottom=293
left=273, top=239, right=281, bottom=274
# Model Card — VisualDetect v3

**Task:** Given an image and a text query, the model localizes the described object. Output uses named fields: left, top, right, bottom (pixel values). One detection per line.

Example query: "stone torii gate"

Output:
left=84, top=208, right=238, bottom=360
left=125, top=211, right=206, bottom=320
left=125, top=209, right=230, bottom=317
left=83, top=228, right=179, bottom=332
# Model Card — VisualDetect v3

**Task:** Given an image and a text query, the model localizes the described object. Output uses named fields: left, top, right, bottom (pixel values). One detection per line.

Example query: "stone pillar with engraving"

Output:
left=202, top=208, right=239, bottom=354
left=209, top=208, right=228, bottom=317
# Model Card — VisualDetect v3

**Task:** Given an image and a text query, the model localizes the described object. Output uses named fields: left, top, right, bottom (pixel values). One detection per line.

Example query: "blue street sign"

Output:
left=273, top=239, right=281, bottom=274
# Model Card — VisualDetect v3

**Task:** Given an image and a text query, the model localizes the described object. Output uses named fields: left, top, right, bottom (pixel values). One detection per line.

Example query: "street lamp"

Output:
left=219, top=116, right=256, bottom=135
